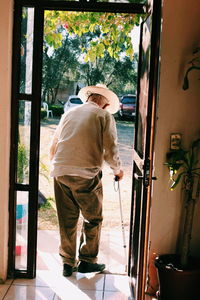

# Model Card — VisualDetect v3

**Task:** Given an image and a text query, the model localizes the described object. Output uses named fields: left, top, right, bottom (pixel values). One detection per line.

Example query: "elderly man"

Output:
left=50, top=84, right=124, bottom=277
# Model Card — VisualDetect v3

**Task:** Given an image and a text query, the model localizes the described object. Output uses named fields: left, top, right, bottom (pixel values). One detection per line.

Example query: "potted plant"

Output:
left=154, top=47, right=200, bottom=300
left=182, top=47, right=200, bottom=91
left=155, top=139, right=200, bottom=300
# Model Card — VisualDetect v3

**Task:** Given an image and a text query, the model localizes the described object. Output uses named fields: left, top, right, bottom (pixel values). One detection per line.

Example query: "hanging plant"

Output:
left=182, top=47, right=200, bottom=90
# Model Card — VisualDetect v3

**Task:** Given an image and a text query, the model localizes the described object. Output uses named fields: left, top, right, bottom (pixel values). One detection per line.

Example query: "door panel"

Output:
left=17, top=100, right=32, bottom=185
left=128, top=1, right=161, bottom=299
left=9, top=6, right=36, bottom=278
left=136, top=20, right=151, bottom=160
left=15, top=191, right=29, bottom=270
left=9, top=4, right=44, bottom=278
left=20, top=7, right=34, bottom=95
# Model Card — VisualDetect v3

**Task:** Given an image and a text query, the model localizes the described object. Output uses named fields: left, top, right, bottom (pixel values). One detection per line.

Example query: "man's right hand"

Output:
left=115, top=170, right=124, bottom=181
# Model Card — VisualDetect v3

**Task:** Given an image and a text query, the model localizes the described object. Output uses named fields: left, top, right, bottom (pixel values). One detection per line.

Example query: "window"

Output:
left=122, top=96, right=136, bottom=104
left=70, top=98, right=83, bottom=104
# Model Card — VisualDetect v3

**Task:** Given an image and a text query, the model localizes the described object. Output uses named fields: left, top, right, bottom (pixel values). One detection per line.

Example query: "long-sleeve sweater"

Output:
left=50, top=101, right=121, bottom=178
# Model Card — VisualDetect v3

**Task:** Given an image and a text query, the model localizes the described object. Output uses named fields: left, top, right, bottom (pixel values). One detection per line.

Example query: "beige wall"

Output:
left=0, top=0, right=13, bottom=282
left=150, top=0, right=200, bottom=262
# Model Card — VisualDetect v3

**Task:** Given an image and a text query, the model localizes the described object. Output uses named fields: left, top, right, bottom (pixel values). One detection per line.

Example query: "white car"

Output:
left=64, top=95, right=83, bottom=113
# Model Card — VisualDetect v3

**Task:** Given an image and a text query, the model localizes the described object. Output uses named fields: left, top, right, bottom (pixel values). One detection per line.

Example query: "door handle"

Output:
left=134, top=174, right=157, bottom=181
left=134, top=174, right=143, bottom=180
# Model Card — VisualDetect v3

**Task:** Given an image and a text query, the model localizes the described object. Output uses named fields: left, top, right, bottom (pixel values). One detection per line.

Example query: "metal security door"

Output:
left=9, top=0, right=161, bottom=281
left=9, top=4, right=44, bottom=278
left=9, top=0, right=145, bottom=278
left=128, top=1, right=161, bottom=299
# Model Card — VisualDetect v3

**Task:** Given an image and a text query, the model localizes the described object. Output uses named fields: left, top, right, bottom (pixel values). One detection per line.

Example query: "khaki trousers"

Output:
left=54, top=173, right=103, bottom=267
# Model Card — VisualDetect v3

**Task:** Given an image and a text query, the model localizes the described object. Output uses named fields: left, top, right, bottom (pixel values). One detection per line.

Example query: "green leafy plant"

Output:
left=17, top=143, right=50, bottom=183
left=39, top=197, right=53, bottom=209
left=165, top=139, right=200, bottom=267
left=39, top=158, right=50, bottom=182
left=182, top=47, right=200, bottom=90
left=49, top=105, right=63, bottom=117
left=40, top=108, right=47, bottom=119
left=17, top=142, right=28, bottom=184
left=44, top=11, right=141, bottom=59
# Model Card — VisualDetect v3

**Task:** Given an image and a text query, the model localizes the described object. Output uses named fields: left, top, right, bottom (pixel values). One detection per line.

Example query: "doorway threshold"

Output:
left=37, top=229, right=129, bottom=275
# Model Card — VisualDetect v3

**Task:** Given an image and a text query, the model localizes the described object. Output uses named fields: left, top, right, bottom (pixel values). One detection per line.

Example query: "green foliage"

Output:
left=49, top=105, right=64, bottom=117
left=165, top=139, right=200, bottom=191
left=39, top=158, right=50, bottom=182
left=39, top=197, right=53, bottom=210
left=17, top=142, right=50, bottom=184
left=42, top=32, right=138, bottom=102
left=42, top=34, right=80, bottom=103
left=44, top=11, right=141, bottom=61
left=165, top=139, right=200, bottom=266
left=42, top=11, right=139, bottom=103
left=183, top=47, right=200, bottom=90
left=78, top=50, right=138, bottom=93
left=41, top=108, right=47, bottom=119
left=17, top=143, right=28, bottom=184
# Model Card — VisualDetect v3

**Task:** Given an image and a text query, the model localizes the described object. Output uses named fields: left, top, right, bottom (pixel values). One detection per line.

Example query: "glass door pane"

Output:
left=17, top=100, right=31, bottom=185
left=20, top=7, right=34, bottom=94
left=15, top=191, right=29, bottom=270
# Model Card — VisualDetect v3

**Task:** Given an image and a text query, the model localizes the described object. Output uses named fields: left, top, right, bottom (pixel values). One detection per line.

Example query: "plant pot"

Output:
left=155, top=254, right=200, bottom=300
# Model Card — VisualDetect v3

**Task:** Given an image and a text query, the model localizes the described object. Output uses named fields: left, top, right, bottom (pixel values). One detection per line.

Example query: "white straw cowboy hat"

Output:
left=78, top=84, right=120, bottom=114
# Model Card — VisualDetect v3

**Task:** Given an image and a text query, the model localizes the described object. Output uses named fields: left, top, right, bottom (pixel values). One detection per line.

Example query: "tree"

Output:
left=42, top=11, right=140, bottom=101
left=44, top=11, right=141, bottom=61
left=42, top=33, right=80, bottom=103
left=79, top=53, right=138, bottom=94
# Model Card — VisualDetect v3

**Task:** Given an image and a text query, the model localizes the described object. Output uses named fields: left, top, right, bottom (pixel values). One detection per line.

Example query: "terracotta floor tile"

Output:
left=54, top=289, right=103, bottom=300
left=3, top=285, right=54, bottom=300
left=103, top=291, right=132, bottom=300
left=68, top=273, right=105, bottom=291
left=13, top=277, right=49, bottom=287
left=104, top=274, right=130, bottom=293
left=0, top=284, right=11, bottom=299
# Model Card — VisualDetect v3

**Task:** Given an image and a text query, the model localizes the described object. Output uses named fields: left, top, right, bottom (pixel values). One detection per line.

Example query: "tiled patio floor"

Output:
left=0, top=272, right=132, bottom=300
left=0, top=274, right=157, bottom=300
left=0, top=230, right=157, bottom=299
left=37, top=229, right=129, bottom=274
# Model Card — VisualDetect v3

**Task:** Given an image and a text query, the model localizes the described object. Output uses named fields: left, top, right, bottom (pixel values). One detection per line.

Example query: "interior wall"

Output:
left=150, top=0, right=200, bottom=266
left=0, top=0, right=13, bottom=282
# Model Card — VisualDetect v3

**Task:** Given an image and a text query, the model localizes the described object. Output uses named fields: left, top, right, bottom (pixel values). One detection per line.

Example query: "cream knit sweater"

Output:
left=50, top=102, right=121, bottom=178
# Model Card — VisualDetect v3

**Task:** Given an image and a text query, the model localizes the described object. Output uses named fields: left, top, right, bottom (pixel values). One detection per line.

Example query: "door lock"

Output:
left=134, top=174, right=157, bottom=181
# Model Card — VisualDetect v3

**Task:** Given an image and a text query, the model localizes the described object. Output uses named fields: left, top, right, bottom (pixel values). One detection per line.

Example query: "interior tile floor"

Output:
left=0, top=272, right=133, bottom=300
left=0, top=275, right=157, bottom=300
left=0, top=230, right=157, bottom=300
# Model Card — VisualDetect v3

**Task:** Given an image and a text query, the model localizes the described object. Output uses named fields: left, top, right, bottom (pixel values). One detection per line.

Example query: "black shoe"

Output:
left=78, top=261, right=106, bottom=273
left=63, top=264, right=73, bottom=277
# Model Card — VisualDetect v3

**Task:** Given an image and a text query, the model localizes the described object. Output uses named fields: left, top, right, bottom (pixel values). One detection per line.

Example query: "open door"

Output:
left=128, top=1, right=161, bottom=299
left=8, top=0, right=146, bottom=279
left=9, top=0, right=161, bottom=285
left=8, top=4, right=44, bottom=278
